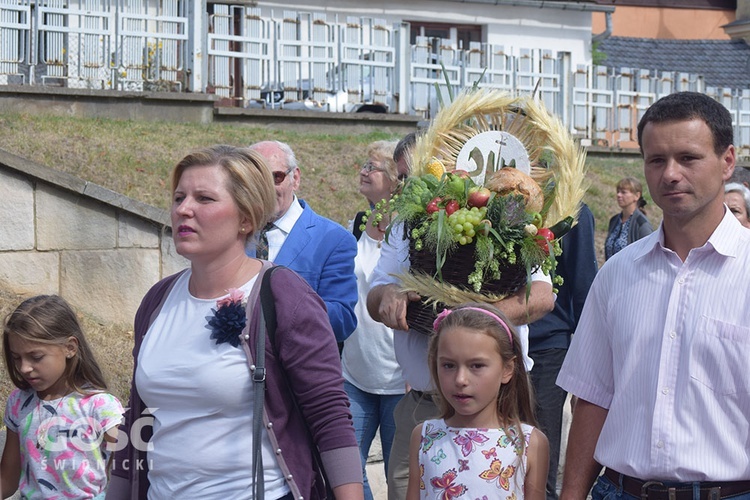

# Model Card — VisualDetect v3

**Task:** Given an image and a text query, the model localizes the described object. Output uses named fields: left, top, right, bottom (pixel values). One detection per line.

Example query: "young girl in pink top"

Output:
left=1, top=295, right=123, bottom=499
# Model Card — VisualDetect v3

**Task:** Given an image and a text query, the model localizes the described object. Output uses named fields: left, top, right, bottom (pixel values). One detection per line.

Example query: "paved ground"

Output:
left=365, top=433, right=388, bottom=499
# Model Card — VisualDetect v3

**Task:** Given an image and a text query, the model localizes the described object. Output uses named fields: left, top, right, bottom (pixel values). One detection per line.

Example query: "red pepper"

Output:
left=445, top=199, right=460, bottom=216
left=536, top=228, right=555, bottom=254
left=426, top=196, right=442, bottom=214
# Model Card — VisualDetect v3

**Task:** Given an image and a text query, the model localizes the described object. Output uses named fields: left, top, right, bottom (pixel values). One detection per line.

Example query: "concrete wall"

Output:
left=0, top=149, right=188, bottom=326
left=0, top=86, right=218, bottom=124
left=0, top=86, right=421, bottom=134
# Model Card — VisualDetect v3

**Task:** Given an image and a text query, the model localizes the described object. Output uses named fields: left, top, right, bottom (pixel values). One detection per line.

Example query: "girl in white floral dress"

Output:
left=406, top=304, right=549, bottom=500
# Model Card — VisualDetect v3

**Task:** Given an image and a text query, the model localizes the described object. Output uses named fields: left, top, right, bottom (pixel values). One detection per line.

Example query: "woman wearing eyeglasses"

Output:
left=342, top=140, right=406, bottom=500
left=108, top=145, right=363, bottom=500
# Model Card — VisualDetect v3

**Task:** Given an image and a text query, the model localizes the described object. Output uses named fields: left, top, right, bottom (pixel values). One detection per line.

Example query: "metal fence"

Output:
left=1, top=1, right=749, bottom=156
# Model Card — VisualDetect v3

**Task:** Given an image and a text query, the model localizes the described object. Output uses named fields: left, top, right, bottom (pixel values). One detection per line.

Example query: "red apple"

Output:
left=467, top=187, right=491, bottom=208
left=450, top=169, right=471, bottom=179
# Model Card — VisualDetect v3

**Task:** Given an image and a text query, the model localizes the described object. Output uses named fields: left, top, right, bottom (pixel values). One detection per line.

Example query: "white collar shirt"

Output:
left=265, top=196, right=303, bottom=262
left=557, top=209, right=750, bottom=481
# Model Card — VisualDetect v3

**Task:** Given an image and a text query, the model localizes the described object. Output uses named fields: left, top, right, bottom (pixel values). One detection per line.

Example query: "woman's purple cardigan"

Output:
left=108, top=265, right=361, bottom=499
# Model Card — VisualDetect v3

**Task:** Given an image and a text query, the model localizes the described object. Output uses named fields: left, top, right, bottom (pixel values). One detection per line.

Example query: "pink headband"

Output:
left=433, top=307, right=513, bottom=345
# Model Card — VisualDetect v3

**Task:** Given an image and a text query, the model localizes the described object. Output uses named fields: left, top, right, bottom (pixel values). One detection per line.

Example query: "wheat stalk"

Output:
left=398, top=272, right=515, bottom=306
left=520, top=97, right=589, bottom=225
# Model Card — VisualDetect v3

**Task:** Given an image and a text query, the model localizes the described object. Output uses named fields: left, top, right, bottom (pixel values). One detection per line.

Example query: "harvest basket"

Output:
left=406, top=237, right=530, bottom=335
left=385, top=88, right=588, bottom=335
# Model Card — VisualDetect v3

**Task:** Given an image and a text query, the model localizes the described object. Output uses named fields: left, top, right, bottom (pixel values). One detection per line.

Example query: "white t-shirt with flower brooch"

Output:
left=136, top=270, right=289, bottom=500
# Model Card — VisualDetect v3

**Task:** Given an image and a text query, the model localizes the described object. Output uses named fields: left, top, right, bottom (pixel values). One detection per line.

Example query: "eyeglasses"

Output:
left=361, top=161, right=385, bottom=174
left=272, top=167, right=295, bottom=185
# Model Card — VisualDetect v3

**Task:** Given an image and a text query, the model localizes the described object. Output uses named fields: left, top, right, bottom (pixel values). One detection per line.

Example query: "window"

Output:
left=407, top=22, right=482, bottom=49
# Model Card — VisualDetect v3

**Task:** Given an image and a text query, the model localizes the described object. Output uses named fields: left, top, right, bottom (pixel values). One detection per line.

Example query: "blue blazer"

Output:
left=248, top=200, right=358, bottom=343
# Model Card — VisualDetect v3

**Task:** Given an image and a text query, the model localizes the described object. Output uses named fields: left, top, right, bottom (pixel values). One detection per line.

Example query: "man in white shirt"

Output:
left=558, top=92, right=750, bottom=500
left=248, top=140, right=358, bottom=343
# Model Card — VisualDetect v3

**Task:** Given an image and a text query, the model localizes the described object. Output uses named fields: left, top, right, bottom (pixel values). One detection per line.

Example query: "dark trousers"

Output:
left=530, top=348, right=569, bottom=500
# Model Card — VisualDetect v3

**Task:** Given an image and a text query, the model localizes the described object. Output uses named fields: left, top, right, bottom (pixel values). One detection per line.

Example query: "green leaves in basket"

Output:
left=428, top=209, right=456, bottom=283
left=486, top=194, right=529, bottom=239
left=435, top=209, right=446, bottom=281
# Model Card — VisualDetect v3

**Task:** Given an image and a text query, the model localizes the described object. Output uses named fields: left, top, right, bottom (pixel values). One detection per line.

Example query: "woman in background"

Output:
left=724, top=182, right=750, bottom=228
left=605, top=176, right=652, bottom=260
left=343, top=140, right=405, bottom=500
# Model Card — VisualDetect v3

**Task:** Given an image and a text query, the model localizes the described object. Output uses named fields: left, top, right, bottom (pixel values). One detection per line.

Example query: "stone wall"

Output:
left=0, top=149, right=188, bottom=326
left=0, top=86, right=217, bottom=124
left=0, top=86, right=421, bottom=135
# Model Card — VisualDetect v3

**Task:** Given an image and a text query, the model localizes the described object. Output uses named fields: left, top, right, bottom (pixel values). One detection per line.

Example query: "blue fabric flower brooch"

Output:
left=207, top=289, right=246, bottom=347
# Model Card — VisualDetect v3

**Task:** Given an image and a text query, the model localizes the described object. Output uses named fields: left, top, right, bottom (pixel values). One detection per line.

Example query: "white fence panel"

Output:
left=0, top=0, right=31, bottom=84
left=408, top=35, right=433, bottom=116
left=116, top=0, right=187, bottom=91
left=737, top=89, right=750, bottom=158
left=207, top=4, right=231, bottom=99
left=517, top=48, right=561, bottom=116
left=33, top=0, right=114, bottom=88
left=207, top=6, right=271, bottom=104
left=239, top=8, right=271, bottom=104
left=409, top=36, right=460, bottom=117
left=709, top=87, right=738, bottom=151
left=338, top=16, right=395, bottom=111
left=613, top=68, right=654, bottom=145
left=571, top=64, right=613, bottom=144
left=463, top=43, right=513, bottom=93
left=273, top=10, right=336, bottom=106
left=36, top=0, right=67, bottom=83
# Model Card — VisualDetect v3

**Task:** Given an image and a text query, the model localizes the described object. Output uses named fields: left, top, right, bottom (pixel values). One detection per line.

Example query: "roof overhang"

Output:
left=723, top=18, right=750, bottom=38
left=432, top=0, right=614, bottom=12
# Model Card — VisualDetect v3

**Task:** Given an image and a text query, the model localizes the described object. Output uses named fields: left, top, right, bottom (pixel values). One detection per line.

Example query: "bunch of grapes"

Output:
left=447, top=206, right=488, bottom=245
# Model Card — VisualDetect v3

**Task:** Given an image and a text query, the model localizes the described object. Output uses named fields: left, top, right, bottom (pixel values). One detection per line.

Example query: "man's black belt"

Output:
left=604, top=468, right=750, bottom=500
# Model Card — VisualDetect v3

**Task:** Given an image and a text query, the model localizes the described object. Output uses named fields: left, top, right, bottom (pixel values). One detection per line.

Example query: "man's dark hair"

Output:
left=393, top=131, right=419, bottom=181
left=393, top=132, right=417, bottom=165
left=637, top=91, right=733, bottom=156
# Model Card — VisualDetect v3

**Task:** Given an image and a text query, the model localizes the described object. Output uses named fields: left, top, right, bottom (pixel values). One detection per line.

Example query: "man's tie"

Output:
left=256, top=223, right=274, bottom=260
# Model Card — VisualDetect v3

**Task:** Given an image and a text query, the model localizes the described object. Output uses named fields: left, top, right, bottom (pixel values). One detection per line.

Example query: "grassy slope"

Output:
left=0, top=111, right=661, bottom=403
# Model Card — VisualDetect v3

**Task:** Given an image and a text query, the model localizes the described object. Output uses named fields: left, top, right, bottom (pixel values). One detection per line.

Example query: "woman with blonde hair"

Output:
left=343, top=140, right=405, bottom=500
left=108, top=145, right=363, bottom=500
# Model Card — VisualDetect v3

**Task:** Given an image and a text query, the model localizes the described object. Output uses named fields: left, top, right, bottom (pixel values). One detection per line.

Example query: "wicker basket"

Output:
left=405, top=237, right=528, bottom=336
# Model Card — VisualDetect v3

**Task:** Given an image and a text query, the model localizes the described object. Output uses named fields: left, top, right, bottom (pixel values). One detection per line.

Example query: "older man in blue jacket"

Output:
left=247, top=140, right=358, bottom=343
